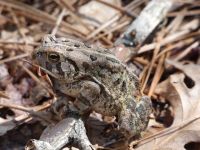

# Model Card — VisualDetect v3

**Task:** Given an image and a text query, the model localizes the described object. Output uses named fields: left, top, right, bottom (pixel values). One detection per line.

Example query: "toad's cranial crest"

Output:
left=33, top=34, right=152, bottom=138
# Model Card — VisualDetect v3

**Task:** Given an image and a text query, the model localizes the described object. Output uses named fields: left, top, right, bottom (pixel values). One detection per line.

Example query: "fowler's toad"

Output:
left=32, top=35, right=152, bottom=137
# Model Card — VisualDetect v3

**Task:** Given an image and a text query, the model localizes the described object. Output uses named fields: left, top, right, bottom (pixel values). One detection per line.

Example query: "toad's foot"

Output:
left=118, top=96, right=152, bottom=138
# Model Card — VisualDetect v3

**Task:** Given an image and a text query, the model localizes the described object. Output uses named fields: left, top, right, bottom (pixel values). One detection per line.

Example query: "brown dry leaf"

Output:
left=0, top=83, right=26, bottom=116
left=135, top=60, right=200, bottom=150
left=0, top=16, right=8, bottom=26
left=78, top=0, right=120, bottom=25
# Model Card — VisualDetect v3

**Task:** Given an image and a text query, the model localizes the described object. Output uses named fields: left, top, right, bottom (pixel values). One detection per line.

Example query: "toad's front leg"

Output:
left=74, top=81, right=101, bottom=114
left=28, top=95, right=94, bottom=150
left=118, top=96, right=152, bottom=138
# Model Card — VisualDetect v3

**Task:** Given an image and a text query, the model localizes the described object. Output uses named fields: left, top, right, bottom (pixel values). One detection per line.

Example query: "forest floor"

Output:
left=0, top=0, right=199, bottom=149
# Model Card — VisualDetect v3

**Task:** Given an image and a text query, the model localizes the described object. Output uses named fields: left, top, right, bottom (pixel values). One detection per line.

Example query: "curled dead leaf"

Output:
left=135, top=60, right=200, bottom=149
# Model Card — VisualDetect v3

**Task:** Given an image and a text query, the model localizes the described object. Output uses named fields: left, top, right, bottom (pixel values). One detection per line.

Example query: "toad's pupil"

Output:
left=48, top=53, right=60, bottom=62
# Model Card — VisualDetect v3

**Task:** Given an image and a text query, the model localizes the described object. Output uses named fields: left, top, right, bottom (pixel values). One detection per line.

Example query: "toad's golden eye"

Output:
left=48, top=52, right=60, bottom=63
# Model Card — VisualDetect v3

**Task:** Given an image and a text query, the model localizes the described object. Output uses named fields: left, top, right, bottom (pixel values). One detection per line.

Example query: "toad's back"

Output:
left=41, top=35, right=140, bottom=105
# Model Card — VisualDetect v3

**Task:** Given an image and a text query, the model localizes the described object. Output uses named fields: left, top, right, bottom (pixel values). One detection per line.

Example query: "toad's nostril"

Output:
left=36, top=52, right=42, bottom=58
left=32, top=51, right=42, bottom=59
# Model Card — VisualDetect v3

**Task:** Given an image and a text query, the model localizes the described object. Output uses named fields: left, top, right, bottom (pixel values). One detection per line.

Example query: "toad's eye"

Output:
left=48, top=52, right=60, bottom=63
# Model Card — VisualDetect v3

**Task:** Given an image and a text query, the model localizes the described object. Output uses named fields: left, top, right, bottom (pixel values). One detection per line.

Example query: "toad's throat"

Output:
left=39, top=65, right=84, bottom=84
left=39, top=66, right=61, bottom=80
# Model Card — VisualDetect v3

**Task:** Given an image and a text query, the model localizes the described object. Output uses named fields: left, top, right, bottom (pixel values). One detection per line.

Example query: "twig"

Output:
left=60, top=0, right=75, bottom=12
left=18, top=62, right=55, bottom=96
left=51, top=9, right=67, bottom=35
left=95, top=0, right=136, bottom=18
left=86, top=15, right=120, bottom=40
left=173, top=0, right=200, bottom=5
left=138, top=29, right=200, bottom=54
left=148, top=54, right=166, bottom=96
left=0, top=102, right=52, bottom=136
left=134, top=57, right=151, bottom=67
left=155, top=37, right=195, bottom=60
left=174, top=41, right=199, bottom=61
left=91, top=20, right=130, bottom=42
left=0, top=0, right=86, bottom=37
left=141, top=30, right=164, bottom=93
left=0, top=103, right=52, bottom=123
left=168, top=9, right=200, bottom=17
left=115, top=0, right=173, bottom=47
left=57, top=0, right=92, bottom=32
left=0, top=40, right=39, bottom=46
left=130, top=115, right=200, bottom=148
left=125, top=0, right=146, bottom=11
left=0, top=53, right=29, bottom=64
left=9, top=8, right=28, bottom=43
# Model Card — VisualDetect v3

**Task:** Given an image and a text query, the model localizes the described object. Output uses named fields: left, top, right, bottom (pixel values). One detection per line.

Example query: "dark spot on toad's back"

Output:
left=63, top=39, right=69, bottom=42
left=66, top=48, right=73, bottom=51
left=121, top=81, right=126, bottom=91
left=90, top=55, right=97, bottom=61
left=82, top=62, right=90, bottom=70
left=84, top=42, right=91, bottom=48
left=114, top=78, right=121, bottom=85
left=106, top=57, right=119, bottom=63
left=74, top=43, right=80, bottom=47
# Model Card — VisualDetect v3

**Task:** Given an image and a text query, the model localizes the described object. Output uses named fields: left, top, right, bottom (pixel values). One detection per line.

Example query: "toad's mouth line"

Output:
left=38, top=65, right=80, bottom=84
left=22, top=59, right=61, bottom=80
left=38, top=66, right=67, bottom=81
